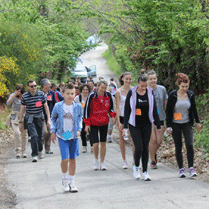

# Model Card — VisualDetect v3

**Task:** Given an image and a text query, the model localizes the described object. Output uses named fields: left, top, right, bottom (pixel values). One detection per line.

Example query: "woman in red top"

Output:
left=84, top=80, right=116, bottom=170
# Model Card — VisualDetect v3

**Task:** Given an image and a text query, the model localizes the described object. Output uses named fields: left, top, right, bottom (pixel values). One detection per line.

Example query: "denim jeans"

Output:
left=25, top=115, right=44, bottom=157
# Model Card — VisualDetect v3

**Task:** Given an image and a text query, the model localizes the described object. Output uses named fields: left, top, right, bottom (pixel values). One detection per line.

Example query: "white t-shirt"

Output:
left=63, top=103, right=74, bottom=139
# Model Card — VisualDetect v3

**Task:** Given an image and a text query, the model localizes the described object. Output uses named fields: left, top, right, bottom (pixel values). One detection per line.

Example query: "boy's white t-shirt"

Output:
left=63, top=103, right=74, bottom=139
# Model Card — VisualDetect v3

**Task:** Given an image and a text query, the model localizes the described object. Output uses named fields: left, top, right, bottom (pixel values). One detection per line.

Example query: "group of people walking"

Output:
left=6, top=70, right=201, bottom=193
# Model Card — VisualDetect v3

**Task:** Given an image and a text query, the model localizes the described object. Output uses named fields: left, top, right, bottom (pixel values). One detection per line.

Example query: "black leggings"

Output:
left=129, top=123, right=152, bottom=172
left=81, top=122, right=93, bottom=147
left=172, top=123, right=194, bottom=169
left=91, top=125, right=108, bottom=144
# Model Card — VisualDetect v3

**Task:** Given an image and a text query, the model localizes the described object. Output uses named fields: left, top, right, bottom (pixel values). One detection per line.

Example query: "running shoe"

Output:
left=188, top=167, right=197, bottom=177
left=90, top=147, right=93, bottom=153
left=69, top=182, right=78, bottom=193
left=62, top=178, right=70, bottom=192
left=133, top=165, right=141, bottom=179
left=143, top=171, right=151, bottom=181
left=22, top=151, right=27, bottom=158
left=150, top=161, right=157, bottom=169
left=179, top=168, right=186, bottom=178
left=45, top=150, right=53, bottom=154
left=93, top=159, right=99, bottom=170
left=100, top=162, right=107, bottom=170
left=38, top=151, right=44, bottom=159
left=107, top=136, right=112, bottom=143
left=16, top=152, right=21, bottom=159
left=32, top=156, right=38, bottom=162
left=122, top=161, right=128, bottom=169
left=82, top=146, right=87, bottom=153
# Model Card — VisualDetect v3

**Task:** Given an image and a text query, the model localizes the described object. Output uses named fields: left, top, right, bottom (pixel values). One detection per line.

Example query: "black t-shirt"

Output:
left=135, top=91, right=150, bottom=124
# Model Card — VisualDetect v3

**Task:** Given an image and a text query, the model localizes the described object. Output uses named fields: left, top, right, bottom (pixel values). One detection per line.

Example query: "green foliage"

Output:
left=86, top=0, right=209, bottom=93
left=194, top=115, right=209, bottom=153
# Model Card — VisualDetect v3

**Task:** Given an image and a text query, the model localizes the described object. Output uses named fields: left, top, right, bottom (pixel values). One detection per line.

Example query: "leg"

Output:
left=129, top=124, right=143, bottom=167
left=81, top=122, right=87, bottom=147
left=43, top=121, right=52, bottom=152
left=172, top=123, right=183, bottom=169
left=61, top=159, right=70, bottom=173
left=11, top=121, right=21, bottom=155
left=119, top=126, right=126, bottom=161
left=99, top=125, right=108, bottom=162
left=182, top=123, right=194, bottom=168
left=69, top=159, right=76, bottom=176
left=35, top=118, right=44, bottom=152
left=149, top=124, right=157, bottom=163
left=91, top=126, right=99, bottom=159
left=21, top=128, right=27, bottom=155
left=141, top=123, right=152, bottom=172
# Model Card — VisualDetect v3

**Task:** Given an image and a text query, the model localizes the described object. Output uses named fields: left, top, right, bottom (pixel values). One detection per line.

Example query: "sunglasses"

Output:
left=29, top=85, right=37, bottom=88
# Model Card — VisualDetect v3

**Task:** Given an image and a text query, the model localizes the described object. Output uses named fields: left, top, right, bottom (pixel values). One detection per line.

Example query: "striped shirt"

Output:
left=21, top=90, right=46, bottom=115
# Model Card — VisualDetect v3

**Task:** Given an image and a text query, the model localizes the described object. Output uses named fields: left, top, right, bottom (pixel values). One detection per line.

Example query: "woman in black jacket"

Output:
left=166, top=73, right=201, bottom=178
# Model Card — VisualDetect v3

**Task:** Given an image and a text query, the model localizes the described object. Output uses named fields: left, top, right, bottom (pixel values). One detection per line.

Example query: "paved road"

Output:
left=5, top=45, right=209, bottom=209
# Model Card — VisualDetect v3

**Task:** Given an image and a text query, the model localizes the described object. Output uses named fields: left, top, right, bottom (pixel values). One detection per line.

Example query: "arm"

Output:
left=166, top=93, right=173, bottom=128
left=57, top=91, right=64, bottom=101
left=7, top=92, right=19, bottom=105
left=153, top=98, right=161, bottom=129
left=44, top=102, right=51, bottom=128
left=50, top=104, right=58, bottom=133
left=123, top=90, right=132, bottom=129
left=83, top=94, right=93, bottom=126
left=115, top=90, right=121, bottom=125
left=108, top=92, right=116, bottom=118
left=19, top=105, right=25, bottom=132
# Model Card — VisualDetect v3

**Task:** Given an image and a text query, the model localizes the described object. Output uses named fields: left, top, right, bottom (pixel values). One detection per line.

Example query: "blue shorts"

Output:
left=58, top=138, right=79, bottom=160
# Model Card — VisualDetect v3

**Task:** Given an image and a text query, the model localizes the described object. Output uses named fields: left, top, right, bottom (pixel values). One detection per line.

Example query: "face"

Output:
left=51, top=85, right=57, bottom=91
left=63, top=88, right=75, bottom=102
left=28, top=81, right=37, bottom=94
left=44, top=81, right=51, bottom=91
left=97, top=83, right=107, bottom=94
left=148, top=74, right=157, bottom=87
left=82, top=86, right=89, bottom=95
left=178, top=82, right=189, bottom=93
left=75, top=88, right=80, bottom=94
left=123, top=75, right=132, bottom=85
left=88, top=82, right=94, bottom=90
left=138, top=81, right=147, bottom=92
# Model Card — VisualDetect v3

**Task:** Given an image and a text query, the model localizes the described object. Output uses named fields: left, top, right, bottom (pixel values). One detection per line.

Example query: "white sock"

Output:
left=94, top=159, right=99, bottom=163
left=62, top=172, right=68, bottom=179
left=69, top=175, right=75, bottom=184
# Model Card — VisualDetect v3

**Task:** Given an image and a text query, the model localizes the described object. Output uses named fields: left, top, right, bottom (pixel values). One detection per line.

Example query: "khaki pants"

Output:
left=43, top=121, right=51, bottom=152
left=11, top=121, right=27, bottom=153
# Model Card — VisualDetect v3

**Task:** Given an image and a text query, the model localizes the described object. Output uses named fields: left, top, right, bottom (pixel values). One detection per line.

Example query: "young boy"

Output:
left=51, top=84, right=82, bottom=192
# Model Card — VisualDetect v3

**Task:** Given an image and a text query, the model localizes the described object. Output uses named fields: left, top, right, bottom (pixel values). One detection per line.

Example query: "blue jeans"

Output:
left=25, top=116, right=44, bottom=157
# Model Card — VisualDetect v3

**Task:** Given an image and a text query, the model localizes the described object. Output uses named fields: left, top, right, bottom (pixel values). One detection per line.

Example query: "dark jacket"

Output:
left=83, top=91, right=116, bottom=126
left=166, top=89, right=200, bottom=127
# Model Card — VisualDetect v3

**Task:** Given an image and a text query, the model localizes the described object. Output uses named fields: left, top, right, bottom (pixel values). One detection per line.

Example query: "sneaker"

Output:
left=90, top=147, right=93, bottom=153
left=143, top=171, right=151, bottom=181
left=69, top=182, right=78, bottom=193
left=82, top=146, right=87, bottom=153
left=107, top=137, right=112, bottom=143
left=179, top=168, right=186, bottom=178
left=93, top=159, right=99, bottom=170
left=188, top=167, right=197, bottom=177
left=100, top=162, right=107, bottom=170
left=32, top=156, right=38, bottom=162
left=38, top=151, right=44, bottom=159
left=45, top=150, right=53, bottom=154
left=150, top=161, right=157, bottom=169
left=122, top=161, right=128, bottom=169
left=22, top=152, right=27, bottom=158
left=16, top=152, right=21, bottom=159
left=62, top=178, right=70, bottom=192
left=133, top=165, right=141, bottom=179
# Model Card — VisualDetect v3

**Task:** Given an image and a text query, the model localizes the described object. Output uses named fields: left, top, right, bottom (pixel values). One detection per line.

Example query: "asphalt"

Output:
left=5, top=44, right=209, bottom=209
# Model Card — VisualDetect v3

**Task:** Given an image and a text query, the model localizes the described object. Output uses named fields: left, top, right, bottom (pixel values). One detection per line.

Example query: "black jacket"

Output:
left=166, top=89, right=200, bottom=127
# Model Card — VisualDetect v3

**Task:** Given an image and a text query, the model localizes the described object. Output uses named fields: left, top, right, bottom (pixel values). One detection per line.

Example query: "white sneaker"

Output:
left=107, top=136, right=112, bottom=143
left=143, top=171, right=151, bottom=181
left=16, top=152, right=21, bottom=158
left=188, top=167, right=197, bottom=177
left=32, top=156, right=38, bottom=162
left=22, top=151, right=27, bottom=158
left=100, top=162, right=107, bottom=170
left=90, top=147, right=93, bottom=153
left=133, top=165, right=141, bottom=179
left=62, top=178, right=69, bottom=192
left=38, top=151, right=44, bottom=159
left=93, top=159, right=99, bottom=170
left=122, top=161, right=128, bottom=169
left=69, top=182, right=78, bottom=192
left=82, top=146, right=87, bottom=153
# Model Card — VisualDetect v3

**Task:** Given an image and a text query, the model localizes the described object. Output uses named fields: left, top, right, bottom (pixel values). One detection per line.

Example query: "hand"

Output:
left=51, top=133, right=57, bottom=143
left=15, top=89, right=21, bottom=96
left=196, top=123, right=201, bottom=132
left=166, top=127, right=173, bottom=135
left=122, top=128, right=129, bottom=137
left=77, top=131, right=81, bottom=137
left=47, top=119, right=51, bottom=129
left=19, top=123, right=23, bottom=132
left=118, top=122, right=123, bottom=131
left=85, top=126, right=90, bottom=134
